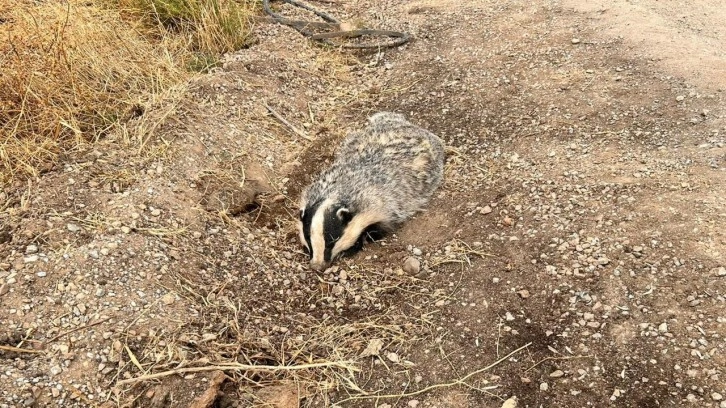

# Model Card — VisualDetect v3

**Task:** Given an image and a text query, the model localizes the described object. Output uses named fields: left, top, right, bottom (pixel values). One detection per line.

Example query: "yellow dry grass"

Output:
left=0, top=0, right=254, bottom=184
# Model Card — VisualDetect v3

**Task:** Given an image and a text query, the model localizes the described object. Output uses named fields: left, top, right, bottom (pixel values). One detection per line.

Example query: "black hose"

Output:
left=262, top=0, right=411, bottom=50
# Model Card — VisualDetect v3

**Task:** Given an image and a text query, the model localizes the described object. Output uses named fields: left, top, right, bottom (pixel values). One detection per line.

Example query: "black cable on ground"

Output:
left=262, top=0, right=411, bottom=50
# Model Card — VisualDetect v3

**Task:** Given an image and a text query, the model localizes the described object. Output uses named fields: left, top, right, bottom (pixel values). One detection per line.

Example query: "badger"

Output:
left=297, top=111, right=445, bottom=271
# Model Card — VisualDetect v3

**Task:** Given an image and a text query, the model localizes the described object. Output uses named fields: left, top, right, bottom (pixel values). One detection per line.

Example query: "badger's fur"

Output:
left=298, top=111, right=445, bottom=271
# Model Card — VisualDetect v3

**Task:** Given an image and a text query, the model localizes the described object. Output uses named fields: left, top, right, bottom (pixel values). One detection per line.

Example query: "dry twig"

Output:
left=263, top=103, right=314, bottom=142
left=116, top=360, right=357, bottom=386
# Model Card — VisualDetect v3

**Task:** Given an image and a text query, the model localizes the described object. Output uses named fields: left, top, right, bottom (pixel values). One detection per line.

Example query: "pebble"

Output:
left=676, top=95, right=685, bottom=102
left=713, top=393, right=723, bottom=401
left=24, top=255, right=39, bottom=263
left=403, top=257, right=421, bottom=275
left=540, top=382, right=549, bottom=391
left=67, top=223, right=81, bottom=232
left=713, top=266, right=726, bottom=277
left=386, top=352, right=400, bottom=363
left=501, top=397, right=517, bottom=408
left=407, top=400, right=419, bottom=408
left=162, top=293, right=175, bottom=305
left=505, top=312, right=515, bottom=321
left=151, top=209, right=161, bottom=216
left=550, top=370, right=564, bottom=378
left=571, top=38, right=581, bottom=44
left=95, top=288, right=106, bottom=297
left=517, top=290, right=530, bottom=299
left=36, top=271, right=47, bottom=277
left=658, top=323, right=668, bottom=333
left=480, top=205, right=492, bottom=214
left=412, top=247, right=423, bottom=256
left=25, top=244, right=38, bottom=254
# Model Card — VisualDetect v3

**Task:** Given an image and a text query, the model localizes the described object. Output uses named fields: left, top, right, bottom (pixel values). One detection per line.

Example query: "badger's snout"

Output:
left=310, top=259, right=329, bottom=271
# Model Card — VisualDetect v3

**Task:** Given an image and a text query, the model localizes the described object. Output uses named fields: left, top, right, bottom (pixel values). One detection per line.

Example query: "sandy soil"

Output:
left=1, top=0, right=724, bottom=407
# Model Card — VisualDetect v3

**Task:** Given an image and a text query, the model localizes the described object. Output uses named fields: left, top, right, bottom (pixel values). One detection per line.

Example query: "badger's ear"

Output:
left=336, top=207, right=353, bottom=223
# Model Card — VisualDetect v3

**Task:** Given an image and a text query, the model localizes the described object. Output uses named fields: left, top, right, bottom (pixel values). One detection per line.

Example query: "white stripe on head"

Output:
left=310, top=198, right=333, bottom=269
left=330, top=209, right=385, bottom=261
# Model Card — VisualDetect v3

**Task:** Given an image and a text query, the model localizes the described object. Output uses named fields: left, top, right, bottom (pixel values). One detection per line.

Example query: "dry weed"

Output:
left=0, top=0, right=255, bottom=184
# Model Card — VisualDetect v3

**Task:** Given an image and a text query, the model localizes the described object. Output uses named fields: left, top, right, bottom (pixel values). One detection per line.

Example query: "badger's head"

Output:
left=298, top=196, right=380, bottom=271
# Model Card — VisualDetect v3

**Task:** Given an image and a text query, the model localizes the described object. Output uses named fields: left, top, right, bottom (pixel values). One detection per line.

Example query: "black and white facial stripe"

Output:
left=299, top=199, right=354, bottom=270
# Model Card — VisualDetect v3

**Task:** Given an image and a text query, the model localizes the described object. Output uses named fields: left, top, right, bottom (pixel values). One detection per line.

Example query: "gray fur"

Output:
left=299, top=111, right=445, bottom=267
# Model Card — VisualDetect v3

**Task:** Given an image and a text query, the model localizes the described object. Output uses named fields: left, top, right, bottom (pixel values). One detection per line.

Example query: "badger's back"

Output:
left=319, top=112, right=444, bottom=222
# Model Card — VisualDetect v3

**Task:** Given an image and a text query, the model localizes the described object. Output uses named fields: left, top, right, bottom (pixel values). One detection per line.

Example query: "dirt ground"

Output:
left=1, top=0, right=725, bottom=407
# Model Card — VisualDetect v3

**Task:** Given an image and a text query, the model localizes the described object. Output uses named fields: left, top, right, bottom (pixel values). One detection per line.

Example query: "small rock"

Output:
left=51, top=388, right=60, bottom=398
left=505, top=312, right=515, bottom=321
left=676, top=95, right=685, bottom=102
left=403, top=257, right=421, bottom=275
left=24, top=255, right=39, bottom=263
left=151, top=209, right=161, bottom=216
left=50, top=365, right=62, bottom=376
left=67, top=223, right=81, bottom=232
left=480, top=205, right=492, bottom=215
left=517, top=290, right=530, bottom=299
left=332, top=285, right=344, bottom=296
left=37, top=271, right=47, bottom=277
left=25, top=245, right=38, bottom=254
left=386, top=352, right=400, bottom=363
left=713, top=267, right=726, bottom=277
left=161, top=293, right=175, bottom=305
left=501, top=397, right=517, bottom=408
left=713, top=393, right=723, bottom=401
left=571, top=38, right=581, bottom=44
left=412, top=247, right=423, bottom=256
left=121, top=226, right=131, bottom=234
left=0, top=284, right=8, bottom=296
left=550, top=370, right=565, bottom=378
left=95, top=288, right=106, bottom=297
left=503, top=216, right=513, bottom=226
left=407, top=400, right=419, bottom=408
left=540, top=382, right=549, bottom=391
left=658, top=323, right=668, bottom=333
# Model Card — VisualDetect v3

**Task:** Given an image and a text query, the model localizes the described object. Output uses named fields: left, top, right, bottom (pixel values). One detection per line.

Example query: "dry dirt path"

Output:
left=331, top=0, right=726, bottom=406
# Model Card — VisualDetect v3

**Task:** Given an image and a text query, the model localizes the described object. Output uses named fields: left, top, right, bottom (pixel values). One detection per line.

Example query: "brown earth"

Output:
left=1, top=0, right=725, bottom=408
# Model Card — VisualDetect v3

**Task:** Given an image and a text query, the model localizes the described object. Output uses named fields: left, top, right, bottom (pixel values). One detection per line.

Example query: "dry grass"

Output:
left=118, top=0, right=256, bottom=57
left=0, top=0, right=255, bottom=184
